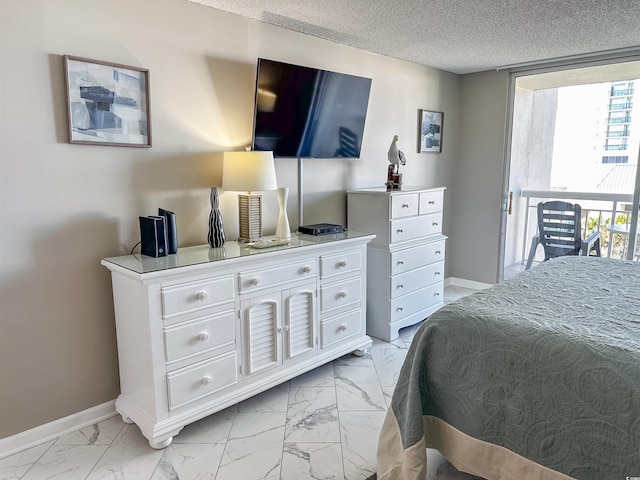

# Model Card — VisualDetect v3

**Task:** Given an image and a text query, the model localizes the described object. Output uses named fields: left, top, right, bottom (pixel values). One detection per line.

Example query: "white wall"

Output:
left=0, top=0, right=461, bottom=437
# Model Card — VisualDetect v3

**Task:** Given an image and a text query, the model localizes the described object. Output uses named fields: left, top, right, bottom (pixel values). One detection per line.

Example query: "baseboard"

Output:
left=0, top=400, right=118, bottom=459
left=445, top=276, right=493, bottom=291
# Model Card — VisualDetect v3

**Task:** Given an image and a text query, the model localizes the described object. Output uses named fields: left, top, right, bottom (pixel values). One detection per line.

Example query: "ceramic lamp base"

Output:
left=276, top=187, right=291, bottom=240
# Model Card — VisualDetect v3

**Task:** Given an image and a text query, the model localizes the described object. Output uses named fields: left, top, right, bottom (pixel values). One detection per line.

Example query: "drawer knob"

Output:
left=398, top=284, right=404, bottom=289
left=198, top=332, right=210, bottom=342
left=303, top=265, right=311, bottom=274
left=197, top=291, right=208, bottom=301
left=434, top=292, right=440, bottom=297
left=429, top=200, right=435, bottom=205
left=397, top=306, right=403, bottom=311
left=339, top=290, right=348, bottom=298
left=340, top=323, right=348, bottom=331
left=339, top=260, right=348, bottom=268
left=435, top=250, right=442, bottom=254
left=251, top=277, right=261, bottom=286
left=397, top=260, right=404, bottom=265
left=397, top=229, right=404, bottom=233
left=277, top=326, right=283, bottom=333
left=432, top=222, right=439, bottom=226
left=402, top=203, right=410, bottom=208
left=435, top=271, right=441, bottom=276
left=201, top=376, right=213, bottom=386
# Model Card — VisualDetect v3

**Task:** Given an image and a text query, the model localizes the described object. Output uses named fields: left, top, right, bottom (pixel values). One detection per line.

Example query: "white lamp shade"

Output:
left=222, top=150, right=278, bottom=192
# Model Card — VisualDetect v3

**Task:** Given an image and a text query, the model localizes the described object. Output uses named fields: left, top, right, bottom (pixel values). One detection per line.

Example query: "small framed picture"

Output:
left=64, top=55, right=151, bottom=147
left=418, top=109, right=443, bottom=153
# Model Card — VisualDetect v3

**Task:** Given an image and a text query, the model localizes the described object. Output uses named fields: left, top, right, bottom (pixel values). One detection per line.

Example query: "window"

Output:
left=604, top=138, right=628, bottom=150
left=609, top=98, right=633, bottom=110
left=607, top=125, right=630, bottom=137
left=608, top=111, right=632, bottom=124
left=601, top=155, right=629, bottom=164
left=611, top=82, right=635, bottom=97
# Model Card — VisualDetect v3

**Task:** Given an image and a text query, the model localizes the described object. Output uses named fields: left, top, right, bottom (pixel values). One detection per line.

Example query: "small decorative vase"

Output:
left=275, top=187, right=291, bottom=240
left=208, top=187, right=226, bottom=247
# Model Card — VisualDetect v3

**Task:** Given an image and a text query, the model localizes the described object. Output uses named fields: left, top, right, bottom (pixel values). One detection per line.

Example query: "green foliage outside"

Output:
left=586, top=213, right=632, bottom=259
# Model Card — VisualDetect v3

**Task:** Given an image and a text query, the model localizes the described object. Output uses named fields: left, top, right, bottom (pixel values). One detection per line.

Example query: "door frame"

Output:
left=498, top=52, right=640, bottom=282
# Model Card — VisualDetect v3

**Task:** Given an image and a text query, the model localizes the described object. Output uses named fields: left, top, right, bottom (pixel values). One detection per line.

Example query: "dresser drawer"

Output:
left=164, top=309, right=235, bottom=365
left=390, top=262, right=444, bottom=299
left=321, top=309, right=361, bottom=347
left=390, top=283, right=443, bottom=323
left=390, top=193, right=419, bottom=219
left=320, top=277, right=361, bottom=314
left=239, top=259, right=317, bottom=293
left=390, top=212, right=443, bottom=244
left=320, top=249, right=361, bottom=279
left=391, top=240, right=446, bottom=275
left=419, top=190, right=443, bottom=215
left=167, top=351, right=237, bottom=410
left=162, top=275, right=234, bottom=319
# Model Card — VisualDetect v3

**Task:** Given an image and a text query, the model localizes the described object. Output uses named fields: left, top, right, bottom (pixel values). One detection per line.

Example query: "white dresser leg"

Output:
left=121, top=415, right=134, bottom=425
left=149, top=436, right=173, bottom=449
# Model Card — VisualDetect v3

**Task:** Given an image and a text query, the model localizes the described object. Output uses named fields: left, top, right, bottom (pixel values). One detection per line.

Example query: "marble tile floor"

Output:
left=0, top=286, right=479, bottom=480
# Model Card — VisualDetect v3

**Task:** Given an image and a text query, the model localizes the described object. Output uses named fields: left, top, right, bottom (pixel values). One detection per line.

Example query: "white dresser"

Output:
left=101, top=232, right=374, bottom=448
left=347, top=187, right=446, bottom=341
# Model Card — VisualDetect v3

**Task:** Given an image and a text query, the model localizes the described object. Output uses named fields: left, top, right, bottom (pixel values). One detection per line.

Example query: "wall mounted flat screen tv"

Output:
left=252, top=58, right=372, bottom=158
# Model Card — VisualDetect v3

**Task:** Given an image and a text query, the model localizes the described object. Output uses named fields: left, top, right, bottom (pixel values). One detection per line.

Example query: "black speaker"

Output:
left=139, top=216, right=168, bottom=257
left=158, top=208, right=178, bottom=254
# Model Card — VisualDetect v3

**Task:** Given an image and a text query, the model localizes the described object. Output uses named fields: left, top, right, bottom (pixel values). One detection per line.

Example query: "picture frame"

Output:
left=64, top=55, right=151, bottom=147
left=418, top=109, right=443, bottom=153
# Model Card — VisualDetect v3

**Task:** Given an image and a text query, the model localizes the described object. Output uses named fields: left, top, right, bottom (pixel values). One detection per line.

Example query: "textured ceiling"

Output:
left=188, top=0, right=640, bottom=74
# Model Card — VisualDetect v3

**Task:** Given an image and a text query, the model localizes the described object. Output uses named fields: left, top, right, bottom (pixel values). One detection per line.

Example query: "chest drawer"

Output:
left=320, top=249, right=361, bottom=279
left=167, top=351, right=237, bottom=410
left=390, top=193, right=419, bottom=218
left=390, top=283, right=443, bottom=323
left=390, top=212, right=442, bottom=244
left=164, top=309, right=235, bottom=366
left=391, top=240, right=446, bottom=275
left=239, top=259, right=317, bottom=293
left=320, top=277, right=361, bottom=314
left=162, top=275, right=234, bottom=319
left=390, top=262, right=444, bottom=299
left=419, top=190, right=443, bottom=215
left=320, top=309, right=361, bottom=347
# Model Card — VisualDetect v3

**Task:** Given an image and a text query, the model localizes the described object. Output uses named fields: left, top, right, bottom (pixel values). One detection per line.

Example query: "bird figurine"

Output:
left=387, top=135, right=407, bottom=170
left=386, top=135, right=406, bottom=190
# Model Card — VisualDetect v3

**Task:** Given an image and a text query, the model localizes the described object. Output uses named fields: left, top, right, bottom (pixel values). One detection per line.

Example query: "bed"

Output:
left=376, top=256, right=640, bottom=480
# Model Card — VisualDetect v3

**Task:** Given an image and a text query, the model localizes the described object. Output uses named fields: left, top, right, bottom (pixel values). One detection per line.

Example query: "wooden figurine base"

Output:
left=386, top=164, right=402, bottom=190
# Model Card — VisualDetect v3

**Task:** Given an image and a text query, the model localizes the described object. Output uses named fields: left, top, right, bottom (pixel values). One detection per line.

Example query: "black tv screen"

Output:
left=252, top=59, right=372, bottom=158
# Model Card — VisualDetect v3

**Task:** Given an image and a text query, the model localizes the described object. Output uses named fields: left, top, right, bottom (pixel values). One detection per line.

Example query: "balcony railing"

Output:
left=608, top=117, right=632, bottom=124
left=611, top=88, right=634, bottom=96
left=520, top=190, right=637, bottom=263
left=609, top=102, right=633, bottom=110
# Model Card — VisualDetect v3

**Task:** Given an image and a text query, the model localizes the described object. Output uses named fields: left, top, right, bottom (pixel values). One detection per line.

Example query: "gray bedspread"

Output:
left=378, top=256, right=640, bottom=480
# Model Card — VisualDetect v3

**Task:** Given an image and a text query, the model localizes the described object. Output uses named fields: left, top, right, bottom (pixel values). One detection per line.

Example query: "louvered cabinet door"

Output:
left=283, top=283, right=317, bottom=361
left=241, top=292, right=281, bottom=377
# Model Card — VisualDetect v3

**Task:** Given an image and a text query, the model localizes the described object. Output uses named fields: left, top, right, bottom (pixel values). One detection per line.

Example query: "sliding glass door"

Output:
left=500, top=59, right=640, bottom=280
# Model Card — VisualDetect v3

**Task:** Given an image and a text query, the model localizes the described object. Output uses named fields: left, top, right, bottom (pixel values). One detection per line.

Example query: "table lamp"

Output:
left=222, top=150, right=278, bottom=242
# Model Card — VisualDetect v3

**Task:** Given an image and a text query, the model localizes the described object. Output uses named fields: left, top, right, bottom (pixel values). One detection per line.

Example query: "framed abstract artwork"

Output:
left=418, top=109, right=443, bottom=153
left=64, top=55, right=151, bottom=147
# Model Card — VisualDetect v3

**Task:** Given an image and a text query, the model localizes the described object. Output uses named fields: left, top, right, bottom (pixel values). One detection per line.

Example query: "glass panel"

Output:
left=505, top=64, right=640, bottom=277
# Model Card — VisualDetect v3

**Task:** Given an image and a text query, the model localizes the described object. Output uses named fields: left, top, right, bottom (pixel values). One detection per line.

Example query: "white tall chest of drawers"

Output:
left=102, top=232, right=373, bottom=448
left=347, top=187, right=446, bottom=341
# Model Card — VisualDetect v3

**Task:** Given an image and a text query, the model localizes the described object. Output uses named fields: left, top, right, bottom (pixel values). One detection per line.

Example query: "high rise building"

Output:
left=602, top=80, right=637, bottom=164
